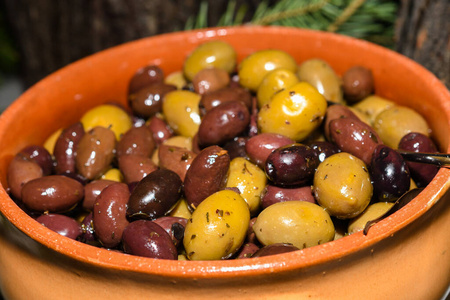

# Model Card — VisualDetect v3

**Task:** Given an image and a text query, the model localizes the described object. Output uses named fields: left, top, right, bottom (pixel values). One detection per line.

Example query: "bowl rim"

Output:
left=0, top=25, right=449, bottom=279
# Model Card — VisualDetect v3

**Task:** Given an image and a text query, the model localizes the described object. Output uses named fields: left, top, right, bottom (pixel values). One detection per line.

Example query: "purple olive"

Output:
left=19, top=145, right=53, bottom=176
left=223, top=136, right=248, bottom=160
left=235, top=243, right=260, bottom=259
left=53, top=122, right=85, bottom=175
left=36, top=213, right=82, bottom=240
left=398, top=132, right=439, bottom=187
left=308, top=141, right=340, bottom=163
left=260, top=185, right=314, bottom=209
left=122, top=220, right=177, bottom=260
left=370, top=144, right=410, bottom=201
left=153, top=216, right=188, bottom=247
left=251, top=243, right=299, bottom=258
left=127, top=169, right=182, bottom=220
left=265, top=144, right=319, bottom=187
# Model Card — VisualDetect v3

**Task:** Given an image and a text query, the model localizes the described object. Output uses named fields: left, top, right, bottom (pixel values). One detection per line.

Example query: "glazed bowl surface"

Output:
left=0, top=26, right=449, bottom=300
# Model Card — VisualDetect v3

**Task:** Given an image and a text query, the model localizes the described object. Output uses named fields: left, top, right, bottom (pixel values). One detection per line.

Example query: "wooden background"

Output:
left=1, top=0, right=449, bottom=88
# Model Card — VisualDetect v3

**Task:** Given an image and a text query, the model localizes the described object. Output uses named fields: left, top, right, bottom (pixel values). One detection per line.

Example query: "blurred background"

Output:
left=0, top=0, right=448, bottom=112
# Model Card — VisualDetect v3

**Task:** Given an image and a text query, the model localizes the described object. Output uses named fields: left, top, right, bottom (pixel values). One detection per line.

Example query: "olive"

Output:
left=238, top=49, right=297, bottom=92
left=127, top=169, right=182, bottom=220
left=75, top=126, right=116, bottom=180
left=253, top=201, right=335, bottom=249
left=192, top=68, right=230, bottom=95
left=197, top=100, right=250, bottom=147
left=19, top=145, right=53, bottom=176
left=36, top=213, right=82, bottom=240
left=43, top=128, right=63, bottom=155
left=183, top=190, right=250, bottom=260
left=342, top=66, right=374, bottom=103
left=158, top=144, right=196, bottom=181
left=352, top=95, right=395, bottom=125
left=80, top=104, right=132, bottom=140
left=82, top=179, right=116, bottom=211
left=373, top=106, right=431, bottom=149
left=128, top=65, right=164, bottom=95
left=183, top=146, right=230, bottom=210
left=347, top=202, right=394, bottom=234
left=256, top=68, right=299, bottom=108
left=260, top=185, right=314, bottom=209
left=153, top=216, right=188, bottom=248
left=80, top=212, right=97, bottom=244
left=93, top=182, right=130, bottom=248
left=7, top=154, right=43, bottom=200
left=146, top=115, right=174, bottom=145
left=183, top=40, right=236, bottom=82
left=118, top=154, right=157, bottom=184
left=313, top=152, right=372, bottom=219
left=297, top=58, right=343, bottom=104
left=226, top=157, right=267, bottom=215
left=308, top=141, right=340, bottom=163
left=329, top=117, right=382, bottom=166
left=122, top=220, right=178, bottom=260
left=199, top=86, right=252, bottom=115
left=21, top=175, right=84, bottom=212
left=162, top=90, right=201, bottom=138
left=323, top=104, right=360, bottom=141
left=222, top=136, right=249, bottom=160
left=116, top=126, right=155, bottom=158
left=398, top=132, right=439, bottom=187
left=370, top=144, right=410, bottom=202
left=265, top=144, right=319, bottom=187
left=235, top=243, right=260, bottom=259
left=164, top=71, right=186, bottom=90
left=53, top=122, right=85, bottom=175
left=257, top=82, right=327, bottom=141
left=245, top=133, right=294, bottom=168
left=251, top=243, right=299, bottom=258
left=128, top=82, right=176, bottom=118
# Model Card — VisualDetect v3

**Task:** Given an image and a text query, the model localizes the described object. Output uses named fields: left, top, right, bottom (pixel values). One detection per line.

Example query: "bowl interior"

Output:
left=0, top=25, right=449, bottom=277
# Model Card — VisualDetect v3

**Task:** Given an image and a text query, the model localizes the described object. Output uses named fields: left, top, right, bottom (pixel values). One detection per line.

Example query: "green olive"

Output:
left=257, top=82, right=327, bottom=141
left=297, top=58, right=344, bottom=104
left=347, top=202, right=394, bottom=234
left=373, top=105, right=431, bottom=149
left=238, top=49, right=297, bottom=91
left=226, top=157, right=266, bottom=215
left=253, top=201, right=335, bottom=249
left=183, top=189, right=250, bottom=260
left=80, top=104, right=132, bottom=140
left=162, top=90, right=201, bottom=138
left=352, top=95, right=395, bottom=125
left=313, top=152, right=372, bottom=219
left=183, top=41, right=237, bottom=82
left=256, top=68, right=299, bottom=108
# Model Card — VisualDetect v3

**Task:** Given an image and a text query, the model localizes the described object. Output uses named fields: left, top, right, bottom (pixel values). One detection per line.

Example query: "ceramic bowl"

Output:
left=0, top=26, right=449, bottom=300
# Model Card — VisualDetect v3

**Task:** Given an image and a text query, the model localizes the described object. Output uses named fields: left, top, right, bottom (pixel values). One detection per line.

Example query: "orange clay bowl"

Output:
left=0, top=26, right=449, bottom=300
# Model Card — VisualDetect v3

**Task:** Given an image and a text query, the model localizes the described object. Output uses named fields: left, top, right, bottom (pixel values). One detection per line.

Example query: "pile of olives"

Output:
left=7, top=40, right=441, bottom=261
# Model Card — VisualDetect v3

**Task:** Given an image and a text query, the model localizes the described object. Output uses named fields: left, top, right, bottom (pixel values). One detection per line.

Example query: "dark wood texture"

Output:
left=2, top=0, right=449, bottom=87
left=395, top=0, right=449, bottom=87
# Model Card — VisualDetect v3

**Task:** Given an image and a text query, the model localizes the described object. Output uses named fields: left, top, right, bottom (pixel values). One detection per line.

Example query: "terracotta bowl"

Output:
left=0, top=26, right=449, bottom=300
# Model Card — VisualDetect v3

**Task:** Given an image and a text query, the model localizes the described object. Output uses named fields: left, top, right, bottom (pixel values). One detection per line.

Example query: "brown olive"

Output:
left=54, top=122, right=85, bottom=175
left=93, top=182, right=130, bottom=248
left=197, top=100, right=250, bottom=147
left=82, top=179, right=116, bottom=211
left=76, top=126, right=116, bottom=180
left=118, top=154, right=157, bottom=184
left=192, top=68, right=230, bottom=95
left=153, top=216, right=188, bottom=248
left=127, top=169, right=182, bottom=220
left=116, top=126, right=155, bottom=158
left=251, top=243, right=299, bottom=258
left=146, top=115, right=174, bottom=145
left=260, top=185, right=314, bottom=209
left=129, top=83, right=176, bottom=118
left=128, top=65, right=164, bottom=95
left=19, top=145, right=53, bottom=176
left=122, top=220, right=177, bottom=260
left=158, top=144, right=196, bottom=182
left=7, top=154, right=43, bottom=200
left=21, top=175, right=84, bottom=212
left=199, top=86, right=252, bottom=115
left=36, top=213, right=82, bottom=240
left=183, top=146, right=230, bottom=210
left=343, top=66, right=374, bottom=103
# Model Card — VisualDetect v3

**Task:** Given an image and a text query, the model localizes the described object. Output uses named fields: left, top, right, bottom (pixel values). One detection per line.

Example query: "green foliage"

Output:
left=185, top=0, right=399, bottom=48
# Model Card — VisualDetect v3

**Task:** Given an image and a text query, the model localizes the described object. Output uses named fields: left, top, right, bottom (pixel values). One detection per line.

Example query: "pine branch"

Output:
left=185, top=0, right=399, bottom=48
